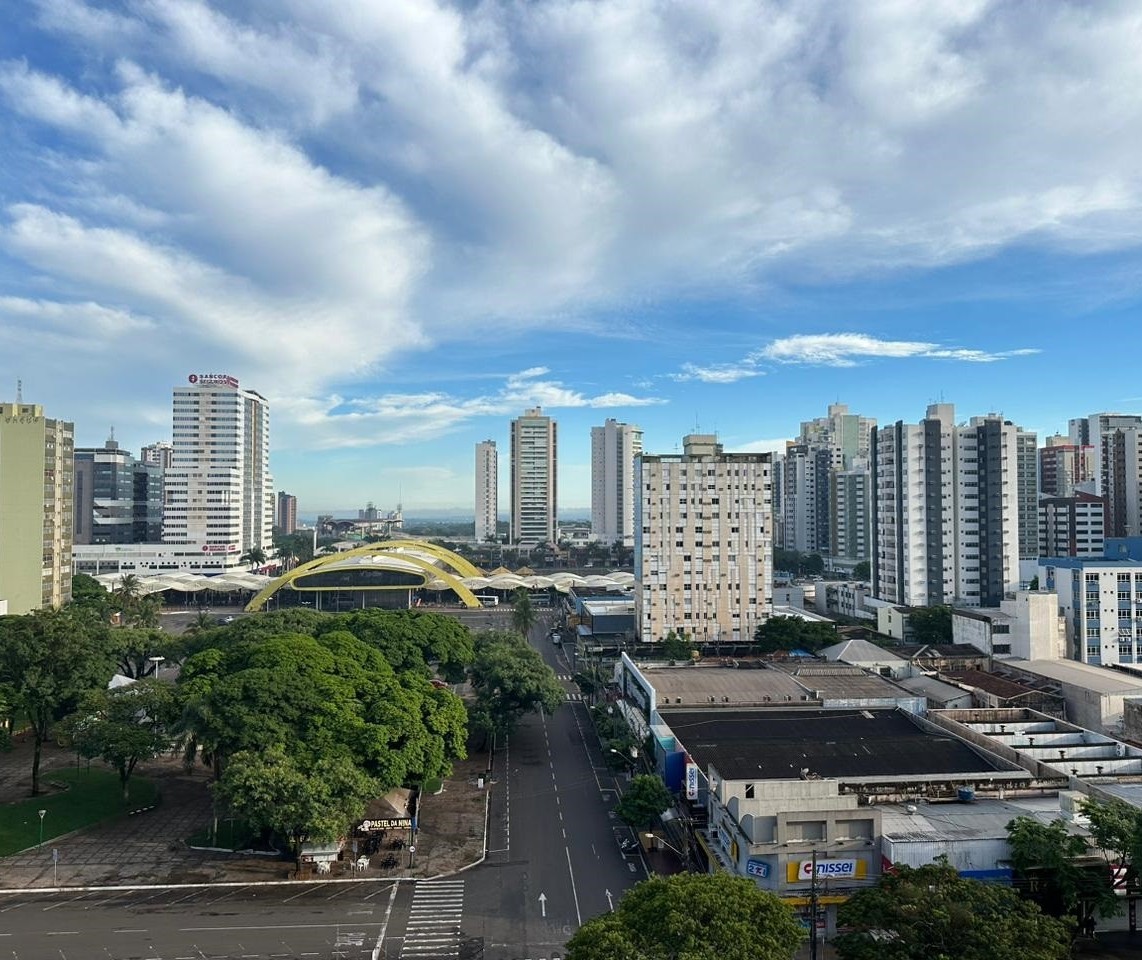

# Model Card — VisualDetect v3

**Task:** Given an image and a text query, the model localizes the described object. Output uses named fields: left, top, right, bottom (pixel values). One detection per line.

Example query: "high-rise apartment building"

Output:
left=510, top=408, right=557, bottom=546
left=872, top=405, right=1034, bottom=608
left=0, top=401, right=74, bottom=613
left=275, top=491, right=298, bottom=535
left=1039, top=435, right=1095, bottom=498
left=780, top=404, right=875, bottom=560
left=163, top=374, right=273, bottom=561
left=74, top=434, right=163, bottom=545
left=830, top=465, right=872, bottom=563
left=474, top=440, right=498, bottom=542
left=1039, top=492, right=1107, bottom=558
left=635, top=434, right=772, bottom=644
left=1069, top=414, right=1142, bottom=536
left=140, top=440, right=174, bottom=471
left=591, top=418, right=643, bottom=547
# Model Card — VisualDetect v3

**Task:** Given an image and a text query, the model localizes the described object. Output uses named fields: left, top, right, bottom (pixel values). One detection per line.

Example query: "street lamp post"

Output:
left=147, top=655, right=164, bottom=678
left=37, top=809, right=46, bottom=848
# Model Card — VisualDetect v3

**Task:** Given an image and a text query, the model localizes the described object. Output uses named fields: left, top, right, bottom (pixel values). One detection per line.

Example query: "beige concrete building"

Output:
left=0, top=402, right=74, bottom=613
left=634, top=434, right=773, bottom=644
left=510, top=408, right=557, bottom=546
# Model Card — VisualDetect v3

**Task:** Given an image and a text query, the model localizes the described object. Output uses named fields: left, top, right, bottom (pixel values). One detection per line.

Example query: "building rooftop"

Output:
left=639, top=664, right=811, bottom=708
left=893, top=643, right=988, bottom=661
left=581, top=598, right=635, bottom=616
left=1007, top=659, right=1142, bottom=696
left=771, top=662, right=911, bottom=700
left=895, top=674, right=973, bottom=705
left=662, top=708, right=1018, bottom=783
left=944, top=669, right=1043, bottom=701
left=880, top=794, right=1075, bottom=842
left=819, top=638, right=908, bottom=665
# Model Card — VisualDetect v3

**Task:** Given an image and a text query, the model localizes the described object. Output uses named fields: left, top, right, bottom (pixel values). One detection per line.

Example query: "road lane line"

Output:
left=564, top=846, right=582, bottom=927
left=370, top=883, right=398, bottom=960
left=281, top=884, right=324, bottom=903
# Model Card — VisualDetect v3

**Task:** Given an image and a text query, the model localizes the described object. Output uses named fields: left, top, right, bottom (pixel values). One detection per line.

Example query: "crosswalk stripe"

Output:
left=402, top=879, right=465, bottom=959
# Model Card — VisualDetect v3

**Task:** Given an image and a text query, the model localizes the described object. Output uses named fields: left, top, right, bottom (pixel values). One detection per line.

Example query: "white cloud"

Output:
left=735, top=436, right=793, bottom=455
left=672, top=361, right=763, bottom=384
left=276, top=369, right=664, bottom=450
left=757, top=333, right=1040, bottom=367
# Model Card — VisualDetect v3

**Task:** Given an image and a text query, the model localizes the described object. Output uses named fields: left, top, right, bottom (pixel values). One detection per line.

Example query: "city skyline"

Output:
left=4, top=4, right=1142, bottom=510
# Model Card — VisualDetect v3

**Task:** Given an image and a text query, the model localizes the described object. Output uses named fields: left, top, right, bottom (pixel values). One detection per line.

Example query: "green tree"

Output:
left=614, top=774, right=673, bottom=830
left=177, top=630, right=466, bottom=787
left=1082, top=795, right=1142, bottom=889
left=214, top=746, right=378, bottom=874
left=565, top=873, right=803, bottom=960
left=660, top=630, right=695, bottom=662
left=468, top=631, right=563, bottom=745
left=853, top=560, right=871, bottom=582
left=511, top=587, right=537, bottom=637
left=240, top=546, right=268, bottom=567
left=907, top=605, right=953, bottom=645
left=59, top=679, right=177, bottom=800
left=834, top=861, right=1072, bottom=960
left=773, top=548, right=803, bottom=576
left=70, top=573, right=111, bottom=620
left=802, top=552, right=825, bottom=576
left=1007, top=815, right=1114, bottom=920
left=111, top=627, right=187, bottom=679
left=0, top=609, right=117, bottom=794
left=753, top=616, right=838, bottom=655
left=330, top=609, right=474, bottom=682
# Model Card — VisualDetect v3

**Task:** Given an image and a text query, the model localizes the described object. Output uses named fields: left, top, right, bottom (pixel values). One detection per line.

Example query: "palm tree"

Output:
left=511, top=588, right=537, bottom=638
left=240, top=546, right=268, bottom=568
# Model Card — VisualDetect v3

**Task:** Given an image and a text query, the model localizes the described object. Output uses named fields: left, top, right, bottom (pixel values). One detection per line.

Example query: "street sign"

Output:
left=746, top=859, right=769, bottom=879
left=51, top=848, right=59, bottom=863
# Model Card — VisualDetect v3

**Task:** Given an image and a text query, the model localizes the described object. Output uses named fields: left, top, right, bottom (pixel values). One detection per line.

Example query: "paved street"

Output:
left=0, top=614, right=645, bottom=959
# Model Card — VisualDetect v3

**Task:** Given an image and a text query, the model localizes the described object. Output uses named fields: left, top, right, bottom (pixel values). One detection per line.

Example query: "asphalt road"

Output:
left=0, top=615, right=643, bottom=960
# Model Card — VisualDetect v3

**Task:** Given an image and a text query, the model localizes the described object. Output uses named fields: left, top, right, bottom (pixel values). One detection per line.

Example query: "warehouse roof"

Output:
left=662, top=708, right=1018, bottom=783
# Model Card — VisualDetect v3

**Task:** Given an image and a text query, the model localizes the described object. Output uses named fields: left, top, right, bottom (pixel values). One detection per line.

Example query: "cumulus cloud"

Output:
left=757, top=333, right=1040, bottom=367
left=1, top=0, right=1138, bottom=444
left=276, top=368, right=664, bottom=450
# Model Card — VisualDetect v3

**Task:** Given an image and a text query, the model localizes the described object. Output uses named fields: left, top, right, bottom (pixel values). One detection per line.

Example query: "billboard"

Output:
left=746, top=859, right=770, bottom=879
left=685, top=763, right=699, bottom=800
left=188, top=373, right=240, bottom=388
left=787, top=858, right=866, bottom=882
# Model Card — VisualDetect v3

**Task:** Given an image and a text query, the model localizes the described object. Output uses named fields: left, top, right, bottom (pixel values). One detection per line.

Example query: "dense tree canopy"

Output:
left=1082, top=795, right=1142, bottom=890
left=178, top=629, right=467, bottom=787
left=753, top=615, right=838, bottom=654
left=614, top=775, right=674, bottom=830
left=1006, top=815, right=1115, bottom=920
left=327, top=609, right=473, bottom=681
left=60, top=679, right=177, bottom=800
left=214, top=746, right=378, bottom=872
left=566, top=873, right=803, bottom=960
left=907, top=605, right=953, bottom=645
left=0, top=608, right=117, bottom=794
left=834, top=861, right=1072, bottom=960
left=511, top=588, right=537, bottom=637
left=468, top=630, right=563, bottom=743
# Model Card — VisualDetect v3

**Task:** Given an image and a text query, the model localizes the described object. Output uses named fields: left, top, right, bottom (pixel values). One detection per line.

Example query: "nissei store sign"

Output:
left=788, top=859, right=864, bottom=882
left=685, top=763, right=699, bottom=800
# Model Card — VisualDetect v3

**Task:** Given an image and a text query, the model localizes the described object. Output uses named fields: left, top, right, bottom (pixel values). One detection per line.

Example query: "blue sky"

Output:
left=2, top=2, right=1142, bottom=512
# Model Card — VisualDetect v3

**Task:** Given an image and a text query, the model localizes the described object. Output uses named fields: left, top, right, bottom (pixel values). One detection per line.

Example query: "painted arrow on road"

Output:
left=539, top=892, right=547, bottom=917
left=605, top=889, right=614, bottom=912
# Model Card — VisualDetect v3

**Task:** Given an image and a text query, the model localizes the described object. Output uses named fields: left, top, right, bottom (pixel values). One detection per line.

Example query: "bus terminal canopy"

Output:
left=244, top=541, right=634, bottom=612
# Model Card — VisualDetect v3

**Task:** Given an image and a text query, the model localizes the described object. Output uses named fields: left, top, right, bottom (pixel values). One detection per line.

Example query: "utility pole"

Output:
left=809, top=848, right=819, bottom=960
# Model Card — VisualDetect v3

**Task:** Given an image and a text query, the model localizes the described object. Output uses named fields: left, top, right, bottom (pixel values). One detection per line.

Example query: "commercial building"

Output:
left=0, top=400, right=74, bottom=613
left=996, top=659, right=1142, bottom=732
left=1040, top=538, right=1142, bottom=666
left=474, top=440, right=498, bottom=543
left=951, top=590, right=1065, bottom=660
left=871, top=405, right=1036, bottom=608
left=590, top=418, right=643, bottom=547
left=276, top=491, right=298, bottom=534
left=1039, top=491, right=1107, bottom=558
left=74, top=434, right=163, bottom=545
left=1039, top=436, right=1095, bottom=498
left=634, top=434, right=772, bottom=644
left=818, top=637, right=909, bottom=678
left=163, top=374, right=273, bottom=563
left=510, top=408, right=557, bottom=546
left=140, top=440, right=173, bottom=471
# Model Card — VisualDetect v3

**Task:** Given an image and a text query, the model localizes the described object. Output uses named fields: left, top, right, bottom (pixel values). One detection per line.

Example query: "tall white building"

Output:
left=474, top=440, right=498, bottom=542
left=1069, top=413, right=1142, bottom=537
left=872, top=405, right=1035, bottom=608
left=591, top=418, right=643, bottom=547
left=162, top=374, right=273, bottom=563
left=510, top=408, right=557, bottom=546
left=635, top=434, right=773, bottom=644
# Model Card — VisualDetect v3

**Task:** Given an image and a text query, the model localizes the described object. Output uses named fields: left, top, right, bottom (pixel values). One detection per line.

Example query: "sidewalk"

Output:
left=0, top=739, right=492, bottom=889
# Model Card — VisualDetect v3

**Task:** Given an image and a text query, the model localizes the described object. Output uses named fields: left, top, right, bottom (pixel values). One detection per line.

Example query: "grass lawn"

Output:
left=0, top=767, right=158, bottom=856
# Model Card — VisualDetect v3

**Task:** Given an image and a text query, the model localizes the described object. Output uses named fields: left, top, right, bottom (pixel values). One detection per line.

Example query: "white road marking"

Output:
left=564, top=847, right=582, bottom=927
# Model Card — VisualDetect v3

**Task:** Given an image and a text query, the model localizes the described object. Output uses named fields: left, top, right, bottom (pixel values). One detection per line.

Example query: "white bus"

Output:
left=474, top=594, right=500, bottom=607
